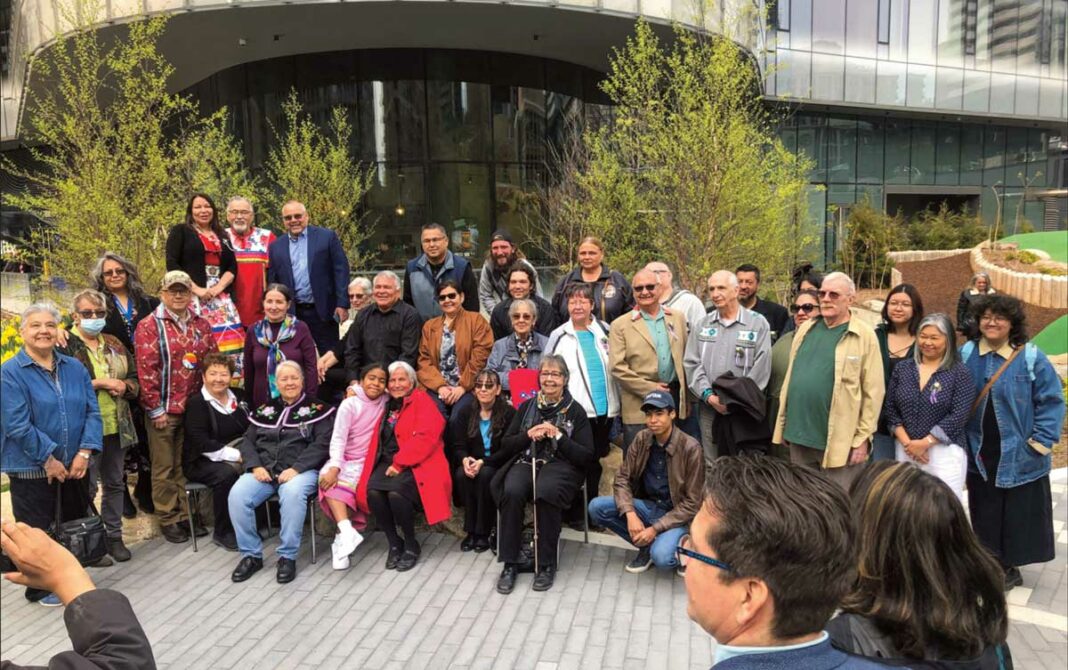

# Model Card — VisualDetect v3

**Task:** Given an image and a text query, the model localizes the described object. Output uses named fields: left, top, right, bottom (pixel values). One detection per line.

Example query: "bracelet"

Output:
left=926, top=436, right=936, bottom=445
left=78, top=452, right=91, bottom=460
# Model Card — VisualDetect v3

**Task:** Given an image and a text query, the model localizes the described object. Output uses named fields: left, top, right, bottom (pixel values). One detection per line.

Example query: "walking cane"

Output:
left=531, top=443, right=540, bottom=574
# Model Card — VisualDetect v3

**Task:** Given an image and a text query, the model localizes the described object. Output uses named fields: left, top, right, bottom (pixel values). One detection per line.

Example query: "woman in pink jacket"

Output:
left=317, top=363, right=389, bottom=570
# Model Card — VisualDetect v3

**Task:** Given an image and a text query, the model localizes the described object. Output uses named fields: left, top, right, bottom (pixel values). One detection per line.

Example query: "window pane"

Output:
left=495, top=164, right=548, bottom=264
left=812, top=54, right=845, bottom=100
left=1015, top=0, right=1042, bottom=76
left=876, top=60, right=907, bottom=106
left=962, top=70, right=990, bottom=112
left=884, top=120, right=911, bottom=185
left=857, top=118, right=885, bottom=184
left=791, top=0, right=813, bottom=50
left=364, top=164, right=428, bottom=267
left=846, top=0, right=879, bottom=57
left=938, top=0, right=965, bottom=67
left=796, top=114, right=827, bottom=182
left=426, top=52, right=492, bottom=161
left=812, top=0, right=845, bottom=53
left=908, top=0, right=939, bottom=64
left=429, top=163, right=492, bottom=261
left=888, top=0, right=910, bottom=60
left=1038, top=78, right=1064, bottom=119
left=356, top=80, right=428, bottom=162
left=983, top=127, right=1007, bottom=186
left=988, top=73, right=1015, bottom=114
left=844, top=57, right=877, bottom=104
left=960, top=124, right=984, bottom=185
left=1014, top=76, right=1039, bottom=116
left=990, top=0, right=1018, bottom=72
left=935, top=67, right=964, bottom=109
left=907, top=64, right=937, bottom=107
left=826, top=116, right=857, bottom=183
left=777, top=49, right=812, bottom=98
left=936, top=123, right=961, bottom=186
left=911, top=123, right=936, bottom=184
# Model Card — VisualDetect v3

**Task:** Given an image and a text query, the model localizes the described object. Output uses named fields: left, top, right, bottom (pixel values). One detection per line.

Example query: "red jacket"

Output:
left=134, top=305, right=217, bottom=419
left=355, top=388, right=452, bottom=525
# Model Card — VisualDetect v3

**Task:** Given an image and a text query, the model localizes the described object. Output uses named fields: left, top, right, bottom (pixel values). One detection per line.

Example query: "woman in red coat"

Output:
left=356, top=360, right=451, bottom=572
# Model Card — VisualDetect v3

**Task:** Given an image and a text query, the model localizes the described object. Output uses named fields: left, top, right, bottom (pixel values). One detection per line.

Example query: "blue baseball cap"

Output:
left=641, top=390, right=675, bottom=412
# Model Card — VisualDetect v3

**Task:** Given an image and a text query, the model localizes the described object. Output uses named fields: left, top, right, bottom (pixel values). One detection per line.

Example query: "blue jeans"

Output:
left=228, top=470, right=318, bottom=560
left=588, top=495, right=687, bottom=569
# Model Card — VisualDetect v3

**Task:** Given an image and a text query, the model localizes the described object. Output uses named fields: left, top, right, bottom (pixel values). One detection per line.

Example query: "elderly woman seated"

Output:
left=485, top=298, right=548, bottom=404
left=355, top=361, right=451, bottom=573
left=229, top=360, right=334, bottom=585
left=493, top=355, right=593, bottom=594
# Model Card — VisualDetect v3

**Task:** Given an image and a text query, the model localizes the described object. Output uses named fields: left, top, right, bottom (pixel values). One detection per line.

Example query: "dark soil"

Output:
left=895, top=252, right=1064, bottom=339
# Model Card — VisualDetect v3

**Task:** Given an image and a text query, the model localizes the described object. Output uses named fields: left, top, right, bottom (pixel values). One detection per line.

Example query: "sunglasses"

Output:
left=511, top=313, right=534, bottom=321
left=474, top=382, right=498, bottom=390
left=437, top=292, right=459, bottom=302
left=789, top=303, right=818, bottom=314
left=102, top=269, right=127, bottom=278
left=164, top=287, right=191, bottom=295
left=817, top=289, right=844, bottom=300
left=349, top=293, right=366, bottom=300
left=77, top=309, right=107, bottom=319
left=633, top=283, right=658, bottom=294
left=282, top=214, right=305, bottom=221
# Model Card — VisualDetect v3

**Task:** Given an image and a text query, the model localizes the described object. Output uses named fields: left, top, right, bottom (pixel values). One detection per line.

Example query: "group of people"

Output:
left=1, top=199, right=1064, bottom=666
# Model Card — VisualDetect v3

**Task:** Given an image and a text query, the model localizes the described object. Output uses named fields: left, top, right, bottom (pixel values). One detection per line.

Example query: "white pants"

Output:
left=895, top=440, right=967, bottom=502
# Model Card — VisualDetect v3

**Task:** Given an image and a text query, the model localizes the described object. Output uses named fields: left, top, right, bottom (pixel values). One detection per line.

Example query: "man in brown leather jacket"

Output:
left=587, top=391, right=704, bottom=574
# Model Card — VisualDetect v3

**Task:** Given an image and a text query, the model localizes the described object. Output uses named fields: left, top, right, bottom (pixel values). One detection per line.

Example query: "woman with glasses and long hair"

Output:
left=91, top=252, right=160, bottom=516
left=828, top=461, right=1012, bottom=668
left=872, top=284, right=925, bottom=460
left=453, top=369, right=516, bottom=553
left=961, top=295, right=1064, bottom=591
left=492, top=355, right=593, bottom=594
left=166, top=193, right=245, bottom=376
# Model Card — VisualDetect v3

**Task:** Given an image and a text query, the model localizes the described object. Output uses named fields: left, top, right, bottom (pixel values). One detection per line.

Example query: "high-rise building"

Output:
left=2, top=0, right=1065, bottom=267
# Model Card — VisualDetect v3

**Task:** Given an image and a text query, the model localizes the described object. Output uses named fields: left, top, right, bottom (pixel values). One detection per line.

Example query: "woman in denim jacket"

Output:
left=962, top=294, right=1065, bottom=591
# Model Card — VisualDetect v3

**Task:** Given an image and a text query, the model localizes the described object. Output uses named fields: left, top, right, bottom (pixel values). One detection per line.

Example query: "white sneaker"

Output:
left=331, top=540, right=351, bottom=570
left=334, top=528, right=364, bottom=557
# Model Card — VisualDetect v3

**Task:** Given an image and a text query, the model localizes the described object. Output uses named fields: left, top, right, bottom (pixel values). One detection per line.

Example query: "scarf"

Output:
left=254, top=315, right=298, bottom=399
left=519, top=389, right=576, bottom=460
left=514, top=333, right=534, bottom=369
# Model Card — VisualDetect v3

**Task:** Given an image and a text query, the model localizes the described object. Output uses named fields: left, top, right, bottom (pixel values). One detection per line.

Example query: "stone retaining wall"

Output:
left=969, top=243, right=1067, bottom=309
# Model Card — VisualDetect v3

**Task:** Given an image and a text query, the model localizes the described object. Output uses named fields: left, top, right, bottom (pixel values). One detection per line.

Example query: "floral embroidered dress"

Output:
left=228, top=226, right=276, bottom=326
left=195, top=231, right=245, bottom=377
left=317, top=385, right=388, bottom=525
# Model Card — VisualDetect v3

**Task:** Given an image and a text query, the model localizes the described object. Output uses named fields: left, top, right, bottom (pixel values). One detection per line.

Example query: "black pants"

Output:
left=184, top=459, right=240, bottom=539
left=569, top=416, right=611, bottom=523
left=497, top=459, right=582, bottom=567
left=9, top=476, right=91, bottom=601
left=318, top=367, right=349, bottom=404
left=296, top=303, right=339, bottom=358
left=454, top=464, right=498, bottom=536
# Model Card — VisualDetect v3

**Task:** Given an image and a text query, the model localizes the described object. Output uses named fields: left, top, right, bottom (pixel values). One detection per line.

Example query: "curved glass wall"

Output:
left=183, top=49, right=611, bottom=268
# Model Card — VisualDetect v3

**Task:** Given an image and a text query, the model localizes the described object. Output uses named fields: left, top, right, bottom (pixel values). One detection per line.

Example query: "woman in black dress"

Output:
left=492, top=354, right=593, bottom=594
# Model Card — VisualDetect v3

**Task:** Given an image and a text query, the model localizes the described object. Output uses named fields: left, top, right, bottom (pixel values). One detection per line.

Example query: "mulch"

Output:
left=895, top=252, right=1064, bottom=339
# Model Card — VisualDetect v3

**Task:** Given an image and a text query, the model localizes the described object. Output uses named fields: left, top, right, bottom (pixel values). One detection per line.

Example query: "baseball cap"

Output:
left=641, top=390, right=675, bottom=412
left=161, top=270, right=193, bottom=289
left=490, top=229, right=514, bottom=244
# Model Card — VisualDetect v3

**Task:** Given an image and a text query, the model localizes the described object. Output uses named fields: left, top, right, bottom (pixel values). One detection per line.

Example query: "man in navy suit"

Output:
left=267, top=200, right=350, bottom=355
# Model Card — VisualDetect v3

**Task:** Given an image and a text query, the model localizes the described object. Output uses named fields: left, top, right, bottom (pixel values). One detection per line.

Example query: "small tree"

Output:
left=837, top=198, right=899, bottom=289
left=534, top=19, right=813, bottom=294
left=264, top=91, right=377, bottom=269
left=3, top=4, right=256, bottom=290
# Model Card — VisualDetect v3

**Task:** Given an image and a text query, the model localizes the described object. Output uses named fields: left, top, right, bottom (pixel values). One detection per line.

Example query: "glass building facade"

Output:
left=185, top=49, right=611, bottom=268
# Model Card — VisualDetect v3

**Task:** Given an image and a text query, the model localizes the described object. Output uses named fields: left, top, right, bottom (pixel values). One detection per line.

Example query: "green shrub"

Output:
left=903, top=203, right=989, bottom=251
left=838, top=198, right=898, bottom=288
left=1038, top=267, right=1067, bottom=276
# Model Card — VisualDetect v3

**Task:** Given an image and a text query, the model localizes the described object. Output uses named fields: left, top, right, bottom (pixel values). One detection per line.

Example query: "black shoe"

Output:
left=1004, top=566, right=1023, bottom=591
left=497, top=564, right=519, bottom=594
left=160, top=523, right=189, bottom=544
left=122, top=491, right=137, bottom=519
left=212, top=533, right=239, bottom=552
left=231, top=556, right=263, bottom=582
left=625, top=546, right=653, bottom=574
left=532, top=564, right=556, bottom=591
left=460, top=534, right=476, bottom=552
left=87, top=555, right=113, bottom=567
left=395, top=550, right=420, bottom=572
left=106, top=538, right=132, bottom=562
left=276, top=557, right=297, bottom=584
left=473, top=536, right=491, bottom=553
left=385, top=545, right=403, bottom=570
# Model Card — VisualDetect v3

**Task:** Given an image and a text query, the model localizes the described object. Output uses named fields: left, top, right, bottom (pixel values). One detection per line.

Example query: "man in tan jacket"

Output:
left=773, top=272, right=884, bottom=489
left=609, top=269, right=689, bottom=452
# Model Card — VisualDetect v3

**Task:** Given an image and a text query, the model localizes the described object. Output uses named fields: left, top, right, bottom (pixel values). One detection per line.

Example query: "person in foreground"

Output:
left=494, top=355, right=593, bottom=594
left=682, top=457, right=883, bottom=670
left=588, top=391, right=703, bottom=574
left=229, top=361, right=333, bottom=585
left=0, top=520, right=156, bottom=669
left=827, top=461, right=1012, bottom=668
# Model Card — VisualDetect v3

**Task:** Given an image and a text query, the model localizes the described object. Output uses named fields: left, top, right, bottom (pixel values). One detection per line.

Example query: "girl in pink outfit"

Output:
left=318, top=363, right=388, bottom=569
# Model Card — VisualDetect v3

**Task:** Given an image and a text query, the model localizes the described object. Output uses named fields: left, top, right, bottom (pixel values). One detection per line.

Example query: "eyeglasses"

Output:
left=437, top=292, right=459, bottom=302
left=789, top=303, right=818, bottom=314
left=349, top=293, right=366, bottom=301
left=980, top=315, right=1008, bottom=325
left=539, top=370, right=564, bottom=379
left=282, top=213, right=305, bottom=221
left=102, top=268, right=127, bottom=278
left=676, top=535, right=733, bottom=572
left=511, top=313, right=534, bottom=321
left=886, top=301, right=913, bottom=309
left=228, top=209, right=252, bottom=217
left=77, top=309, right=107, bottom=318
left=633, top=283, right=658, bottom=294
left=474, top=382, right=498, bottom=390
left=818, top=289, right=844, bottom=300
left=423, top=236, right=447, bottom=244
left=163, top=287, right=190, bottom=296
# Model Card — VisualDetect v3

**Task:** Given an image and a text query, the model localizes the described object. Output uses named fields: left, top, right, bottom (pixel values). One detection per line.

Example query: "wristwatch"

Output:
left=77, top=451, right=91, bottom=460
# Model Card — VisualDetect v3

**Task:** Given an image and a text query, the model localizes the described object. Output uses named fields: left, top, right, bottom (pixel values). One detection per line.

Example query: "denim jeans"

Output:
left=588, top=495, right=687, bottom=569
left=228, top=470, right=318, bottom=560
left=88, top=434, right=126, bottom=539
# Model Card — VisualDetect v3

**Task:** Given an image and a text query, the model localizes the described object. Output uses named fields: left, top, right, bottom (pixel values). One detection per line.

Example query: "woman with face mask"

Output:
left=60, top=289, right=141, bottom=564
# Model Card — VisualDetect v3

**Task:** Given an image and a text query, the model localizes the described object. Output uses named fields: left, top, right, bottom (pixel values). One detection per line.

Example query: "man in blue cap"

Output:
left=588, top=390, right=704, bottom=574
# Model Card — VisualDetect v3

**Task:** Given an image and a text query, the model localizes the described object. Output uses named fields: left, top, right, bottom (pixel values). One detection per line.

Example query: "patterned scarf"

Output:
left=254, top=315, right=298, bottom=399
left=514, top=333, right=534, bottom=369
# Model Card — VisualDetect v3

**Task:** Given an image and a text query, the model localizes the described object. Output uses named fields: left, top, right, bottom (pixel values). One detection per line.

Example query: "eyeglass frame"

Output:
left=789, top=303, right=818, bottom=314
left=675, top=534, right=734, bottom=573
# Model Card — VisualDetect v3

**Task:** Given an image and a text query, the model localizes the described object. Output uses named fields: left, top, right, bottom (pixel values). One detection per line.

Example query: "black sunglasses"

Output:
left=437, top=292, right=460, bottom=302
left=77, top=309, right=107, bottom=319
left=790, top=303, right=818, bottom=314
left=633, top=283, right=658, bottom=293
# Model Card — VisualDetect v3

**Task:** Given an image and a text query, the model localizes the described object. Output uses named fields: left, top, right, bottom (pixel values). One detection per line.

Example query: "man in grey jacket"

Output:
left=478, top=229, right=541, bottom=314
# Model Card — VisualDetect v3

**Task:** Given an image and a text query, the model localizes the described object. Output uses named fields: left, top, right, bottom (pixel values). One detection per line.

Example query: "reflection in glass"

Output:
left=844, top=57, right=877, bottom=104
left=960, top=125, right=984, bottom=185
left=857, top=118, right=885, bottom=184
left=937, top=0, right=965, bottom=67
left=812, top=54, right=845, bottom=100
left=364, top=165, right=427, bottom=267
left=812, top=0, right=845, bottom=53
left=884, top=120, right=911, bottom=185
left=429, top=164, right=492, bottom=263
left=989, top=73, right=1015, bottom=114
left=796, top=114, right=827, bottom=182
left=936, top=123, right=961, bottom=186
left=826, top=117, right=857, bottom=183
left=907, top=64, right=937, bottom=107
left=935, top=67, right=965, bottom=110
left=495, top=164, right=548, bottom=264
left=846, top=0, right=878, bottom=58
left=1014, top=76, right=1039, bottom=117
left=910, top=123, right=936, bottom=184
left=876, top=60, right=907, bottom=106
left=983, top=127, right=1007, bottom=186
left=962, top=70, right=991, bottom=112
left=908, top=0, right=938, bottom=65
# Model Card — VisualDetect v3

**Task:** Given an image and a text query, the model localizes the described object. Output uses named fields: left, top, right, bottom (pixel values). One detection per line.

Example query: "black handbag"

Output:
left=50, top=482, right=108, bottom=566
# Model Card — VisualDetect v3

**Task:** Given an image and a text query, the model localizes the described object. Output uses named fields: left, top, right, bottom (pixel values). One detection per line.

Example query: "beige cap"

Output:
left=161, top=270, right=193, bottom=289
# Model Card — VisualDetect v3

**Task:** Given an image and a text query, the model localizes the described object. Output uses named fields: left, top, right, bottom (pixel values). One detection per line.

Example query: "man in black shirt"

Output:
left=735, top=264, right=789, bottom=343
left=343, top=270, right=423, bottom=382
